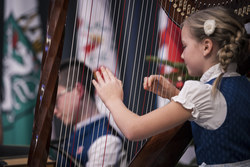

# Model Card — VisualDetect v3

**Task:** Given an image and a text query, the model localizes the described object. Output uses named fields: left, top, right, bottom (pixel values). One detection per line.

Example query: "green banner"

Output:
left=1, top=14, right=40, bottom=145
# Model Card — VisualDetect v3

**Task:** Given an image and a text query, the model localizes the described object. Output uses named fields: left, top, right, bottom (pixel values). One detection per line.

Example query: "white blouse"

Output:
left=172, top=63, right=240, bottom=130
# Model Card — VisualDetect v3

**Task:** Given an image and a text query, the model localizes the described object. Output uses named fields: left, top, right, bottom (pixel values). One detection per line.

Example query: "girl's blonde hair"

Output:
left=183, top=7, right=249, bottom=94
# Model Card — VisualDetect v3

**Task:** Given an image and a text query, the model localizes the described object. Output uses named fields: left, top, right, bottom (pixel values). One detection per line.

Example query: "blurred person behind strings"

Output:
left=52, top=60, right=127, bottom=167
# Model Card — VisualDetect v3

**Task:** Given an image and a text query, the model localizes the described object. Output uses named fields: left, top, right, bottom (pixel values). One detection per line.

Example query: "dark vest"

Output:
left=191, top=76, right=250, bottom=165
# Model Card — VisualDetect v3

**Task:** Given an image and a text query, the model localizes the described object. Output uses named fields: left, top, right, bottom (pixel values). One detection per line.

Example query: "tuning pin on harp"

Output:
left=243, top=6, right=247, bottom=16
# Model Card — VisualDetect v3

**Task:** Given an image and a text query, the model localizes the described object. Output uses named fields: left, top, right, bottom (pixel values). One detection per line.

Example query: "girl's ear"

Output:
left=76, top=83, right=84, bottom=97
left=202, top=38, right=213, bottom=57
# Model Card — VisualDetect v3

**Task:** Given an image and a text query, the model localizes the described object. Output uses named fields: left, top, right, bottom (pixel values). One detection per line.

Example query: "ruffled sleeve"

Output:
left=172, top=81, right=227, bottom=130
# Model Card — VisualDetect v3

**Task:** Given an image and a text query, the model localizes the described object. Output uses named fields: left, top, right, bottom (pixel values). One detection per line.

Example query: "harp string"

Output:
left=143, top=1, right=165, bottom=136
left=126, top=0, right=151, bottom=158
left=167, top=0, right=184, bottom=92
left=82, top=0, right=127, bottom=165
left=93, top=0, right=127, bottom=165
left=93, top=0, right=154, bottom=162
left=98, top=1, right=135, bottom=164
left=76, top=1, right=107, bottom=166
left=98, top=1, right=127, bottom=165
left=116, top=0, right=174, bottom=162
left=121, top=0, right=152, bottom=161
left=142, top=2, right=159, bottom=151
left=114, top=0, right=136, bottom=162
left=68, top=2, right=89, bottom=166
left=143, top=1, right=159, bottom=124
left=150, top=0, right=165, bottom=113
left=55, top=0, right=95, bottom=166
left=129, top=0, right=160, bottom=158
left=137, top=0, right=156, bottom=152
left=87, top=0, right=111, bottom=163
left=104, top=3, right=126, bottom=166
left=118, top=0, right=158, bottom=162
left=56, top=4, right=80, bottom=167
left=71, top=0, right=123, bottom=165
left=112, top=0, right=135, bottom=164
left=67, top=4, right=86, bottom=167
left=158, top=0, right=175, bottom=101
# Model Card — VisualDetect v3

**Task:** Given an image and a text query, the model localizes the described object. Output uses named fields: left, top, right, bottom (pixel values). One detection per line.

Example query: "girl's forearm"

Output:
left=105, top=99, right=141, bottom=140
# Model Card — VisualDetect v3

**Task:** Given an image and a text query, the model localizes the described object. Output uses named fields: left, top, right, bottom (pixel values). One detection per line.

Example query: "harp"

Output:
left=27, top=0, right=250, bottom=167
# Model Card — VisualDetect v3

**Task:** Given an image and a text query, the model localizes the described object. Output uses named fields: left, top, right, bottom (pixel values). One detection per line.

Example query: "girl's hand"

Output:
left=143, top=75, right=179, bottom=99
left=92, top=67, right=123, bottom=105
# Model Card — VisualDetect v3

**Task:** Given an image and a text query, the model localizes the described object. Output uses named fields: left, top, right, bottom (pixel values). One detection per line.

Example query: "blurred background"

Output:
left=0, top=0, right=249, bottom=166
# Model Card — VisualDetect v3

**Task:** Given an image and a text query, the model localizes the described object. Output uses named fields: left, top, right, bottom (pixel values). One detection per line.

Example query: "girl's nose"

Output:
left=181, top=53, right=184, bottom=59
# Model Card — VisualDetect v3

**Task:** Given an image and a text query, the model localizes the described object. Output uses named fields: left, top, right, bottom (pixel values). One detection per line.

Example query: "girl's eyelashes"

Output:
left=181, top=42, right=186, bottom=49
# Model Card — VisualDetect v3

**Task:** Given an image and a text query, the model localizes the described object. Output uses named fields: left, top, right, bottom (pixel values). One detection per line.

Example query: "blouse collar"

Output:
left=200, top=63, right=240, bottom=83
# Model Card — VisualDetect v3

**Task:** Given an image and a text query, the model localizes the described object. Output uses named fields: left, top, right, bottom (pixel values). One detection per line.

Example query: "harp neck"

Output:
left=28, top=0, right=69, bottom=166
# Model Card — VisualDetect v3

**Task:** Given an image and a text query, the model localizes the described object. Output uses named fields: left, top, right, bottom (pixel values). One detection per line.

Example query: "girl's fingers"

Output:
left=144, top=76, right=155, bottom=89
left=106, top=67, right=116, bottom=81
left=100, top=67, right=110, bottom=81
left=92, top=79, right=100, bottom=90
left=143, top=77, right=149, bottom=89
left=95, top=71, right=105, bottom=85
left=148, top=75, right=156, bottom=87
left=118, top=79, right=123, bottom=87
